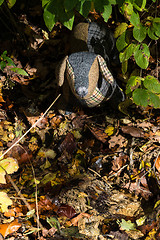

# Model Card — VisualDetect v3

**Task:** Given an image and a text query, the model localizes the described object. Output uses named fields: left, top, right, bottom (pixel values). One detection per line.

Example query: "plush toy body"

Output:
left=56, top=22, right=124, bottom=112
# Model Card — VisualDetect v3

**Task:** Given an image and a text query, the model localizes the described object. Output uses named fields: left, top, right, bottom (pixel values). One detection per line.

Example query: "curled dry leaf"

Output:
left=0, top=219, right=21, bottom=238
left=155, top=156, right=160, bottom=172
left=121, top=126, right=145, bottom=138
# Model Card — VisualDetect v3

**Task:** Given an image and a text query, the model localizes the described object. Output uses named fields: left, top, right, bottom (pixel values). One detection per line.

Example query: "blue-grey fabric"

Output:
left=68, top=52, right=97, bottom=97
left=87, top=22, right=119, bottom=65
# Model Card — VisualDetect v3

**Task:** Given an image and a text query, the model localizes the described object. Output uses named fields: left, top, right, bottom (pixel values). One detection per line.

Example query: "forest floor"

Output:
left=0, top=3, right=160, bottom=240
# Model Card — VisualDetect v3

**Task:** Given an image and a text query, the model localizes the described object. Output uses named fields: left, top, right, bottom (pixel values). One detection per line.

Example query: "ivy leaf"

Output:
left=114, top=22, right=128, bottom=38
left=134, top=43, right=150, bottom=69
left=133, top=88, right=149, bottom=107
left=116, top=31, right=129, bottom=52
left=102, top=3, right=112, bottom=22
left=133, top=24, right=147, bottom=42
left=148, top=92, right=160, bottom=108
left=130, top=11, right=140, bottom=28
left=143, top=75, right=160, bottom=93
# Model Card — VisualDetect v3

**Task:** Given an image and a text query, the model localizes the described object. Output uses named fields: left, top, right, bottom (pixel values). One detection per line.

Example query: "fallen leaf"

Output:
left=66, top=213, right=90, bottom=226
left=58, top=133, right=77, bottom=154
left=155, top=156, right=160, bottom=172
left=88, top=125, right=108, bottom=143
left=0, top=220, right=21, bottom=238
left=0, top=157, right=19, bottom=184
left=0, top=192, right=13, bottom=212
left=57, top=204, right=76, bottom=219
left=121, top=126, right=145, bottom=138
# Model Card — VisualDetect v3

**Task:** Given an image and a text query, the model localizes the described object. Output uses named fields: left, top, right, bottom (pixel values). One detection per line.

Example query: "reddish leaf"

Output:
left=57, top=204, right=76, bottom=219
left=58, top=133, right=77, bottom=154
left=38, top=198, right=59, bottom=213
left=121, top=126, right=145, bottom=138
left=88, top=125, right=109, bottom=143
left=155, top=156, right=160, bottom=172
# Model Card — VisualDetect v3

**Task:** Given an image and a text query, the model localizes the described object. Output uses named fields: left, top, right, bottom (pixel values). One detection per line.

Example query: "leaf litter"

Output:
left=0, top=5, right=160, bottom=240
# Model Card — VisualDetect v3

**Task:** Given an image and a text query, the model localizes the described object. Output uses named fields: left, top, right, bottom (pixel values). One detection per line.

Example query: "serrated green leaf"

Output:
left=7, top=0, right=16, bottom=8
left=120, top=1, right=133, bottom=17
left=102, top=4, right=112, bottom=22
left=64, top=0, right=79, bottom=12
left=133, top=88, right=149, bottom=107
left=11, top=68, right=29, bottom=76
left=134, top=43, right=150, bottom=69
left=114, top=22, right=128, bottom=38
left=143, top=75, right=160, bottom=93
left=130, top=11, right=140, bottom=28
left=148, top=26, right=159, bottom=40
left=133, top=24, right=147, bottom=42
left=148, top=92, right=160, bottom=108
left=116, top=31, right=129, bottom=52
left=0, top=0, right=4, bottom=6
left=152, top=18, right=160, bottom=37
left=0, top=61, right=6, bottom=71
left=43, top=1, right=57, bottom=31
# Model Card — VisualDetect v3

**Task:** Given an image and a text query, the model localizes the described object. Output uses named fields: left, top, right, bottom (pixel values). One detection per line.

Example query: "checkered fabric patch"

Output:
left=83, top=87, right=105, bottom=107
left=97, top=55, right=114, bottom=85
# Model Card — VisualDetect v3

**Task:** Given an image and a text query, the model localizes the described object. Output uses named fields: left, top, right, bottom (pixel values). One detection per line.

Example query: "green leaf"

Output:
left=11, top=68, right=29, bottom=76
left=133, top=88, right=149, bottom=107
left=134, top=43, right=150, bottom=69
left=116, top=31, right=129, bottom=52
left=42, top=0, right=51, bottom=7
left=43, top=1, right=57, bottom=31
left=148, top=92, right=160, bottom=108
left=119, top=43, right=135, bottom=62
left=7, top=0, right=16, bottom=8
left=121, top=60, right=128, bottom=74
left=64, top=0, right=79, bottom=12
left=126, top=75, right=142, bottom=95
left=133, top=24, right=147, bottom=42
left=120, top=0, right=133, bottom=17
left=117, top=219, right=136, bottom=231
left=148, top=26, right=159, bottom=40
left=130, top=11, right=140, bottom=28
left=63, top=13, right=74, bottom=30
left=102, top=3, right=112, bottom=22
left=114, top=22, right=128, bottom=38
left=143, top=75, right=160, bottom=93
left=5, top=57, right=16, bottom=66
left=0, top=0, right=4, bottom=6
left=152, top=18, right=160, bottom=37
left=0, top=61, right=6, bottom=71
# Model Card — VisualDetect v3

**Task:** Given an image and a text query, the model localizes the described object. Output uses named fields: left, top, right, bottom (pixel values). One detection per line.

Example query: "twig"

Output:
left=88, top=167, right=101, bottom=177
left=0, top=94, right=61, bottom=160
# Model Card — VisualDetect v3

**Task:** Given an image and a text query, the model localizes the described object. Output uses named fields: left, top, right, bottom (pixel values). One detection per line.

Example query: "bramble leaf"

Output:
left=102, top=3, right=112, bottom=22
left=126, top=76, right=142, bottom=95
left=133, top=88, right=149, bottom=107
left=116, top=31, right=129, bottom=51
left=143, top=75, right=160, bottom=93
left=130, top=11, right=140, bottom=27
left=133, top=24, right=147, bottom=42
left=134, top=44, right=150, bottom=69
left=114, top=22, right=128, bottom=38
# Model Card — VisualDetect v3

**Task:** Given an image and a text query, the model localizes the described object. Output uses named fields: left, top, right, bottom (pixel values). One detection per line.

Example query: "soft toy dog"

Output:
left=56, top=22, right=124, bottom=112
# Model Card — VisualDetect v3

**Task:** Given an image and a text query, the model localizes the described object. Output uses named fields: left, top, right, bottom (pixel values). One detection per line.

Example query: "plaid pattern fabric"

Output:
left=97, top=55, right=114, bottom=84
left=84, top=87, right=105, bottom=107
left=66, top=55, right=116, bottom=107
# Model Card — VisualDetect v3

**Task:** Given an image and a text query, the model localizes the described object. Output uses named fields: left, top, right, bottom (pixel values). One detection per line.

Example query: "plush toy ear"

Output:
left=97, top=55, right=115, bottom=85
left=56, top=56, right=68, bottom=87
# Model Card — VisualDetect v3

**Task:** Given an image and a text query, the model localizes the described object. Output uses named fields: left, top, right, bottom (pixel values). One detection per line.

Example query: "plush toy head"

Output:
left=57, top=52, right=117, bottom=107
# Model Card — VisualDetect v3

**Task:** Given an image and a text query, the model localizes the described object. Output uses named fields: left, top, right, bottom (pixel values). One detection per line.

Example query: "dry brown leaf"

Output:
left=155, top=156, right=160, bottom=172
left=121, top=126, right=145, bottom=138
left=88, top=125, right=108, bottom=143
left=66, top=213, right=91, bottom=226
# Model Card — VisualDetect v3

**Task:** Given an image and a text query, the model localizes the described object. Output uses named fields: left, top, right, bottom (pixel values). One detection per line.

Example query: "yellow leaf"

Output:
left=0, top=192, right=13, bottom=212
left=0, top=157, right=19, bottom=184
left=104, top=126, right=115, bottom=136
